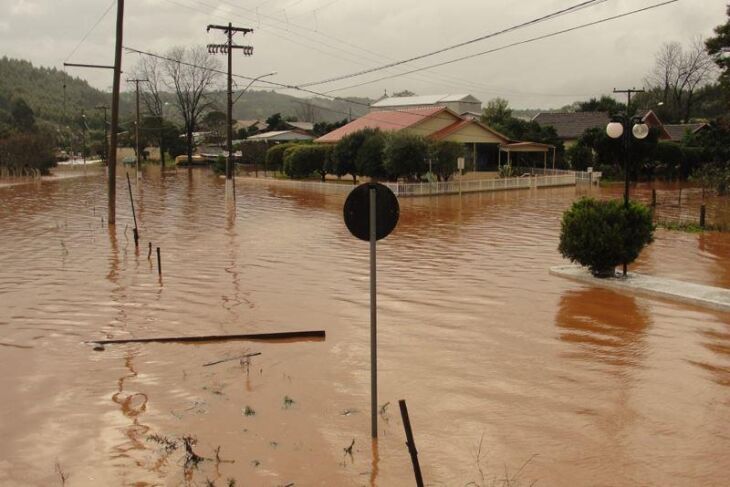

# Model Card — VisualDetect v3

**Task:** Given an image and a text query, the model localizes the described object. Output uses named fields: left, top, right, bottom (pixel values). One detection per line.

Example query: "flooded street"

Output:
left=1, top=167, right=729, bottom=486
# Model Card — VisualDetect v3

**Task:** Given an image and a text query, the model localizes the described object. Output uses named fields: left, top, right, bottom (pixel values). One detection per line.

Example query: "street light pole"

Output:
left=607, top=106, right=649, bottom=277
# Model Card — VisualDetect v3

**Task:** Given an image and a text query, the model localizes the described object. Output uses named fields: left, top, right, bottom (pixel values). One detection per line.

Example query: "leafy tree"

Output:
left=383, top=132, right=429, bottom=181
left=392, top=90, right=416, bottom=97
left=11, top=98, right=35, bottom=132
left=559, top=198, right=654, bottom=277
left=706, top=6, right=730, bottom=91
left=566, top=143, right=594, bottom=171
left=0, top=129, right=56, bottom=176
left=355, top=131, right=386, bottom=178
left=313, top=118, right=348, bottom=136
left=429, top=140, right=462, bottom=181
left=332, top=128, right=380, bottom=184
left=481, top=98, right=512, bottom=126
left=265, top=112, right=289, bottom=131
left=576, top=95, right=626, bottom=116
left=203, top=110, right=227, bottom=142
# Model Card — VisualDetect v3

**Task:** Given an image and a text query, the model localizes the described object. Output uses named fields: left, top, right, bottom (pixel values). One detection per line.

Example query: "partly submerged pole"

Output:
left=126, top=172, right=139, bottom=247
left=369, top=184, right=378, bottom=439
left=108, top=0, right=125, bottom=225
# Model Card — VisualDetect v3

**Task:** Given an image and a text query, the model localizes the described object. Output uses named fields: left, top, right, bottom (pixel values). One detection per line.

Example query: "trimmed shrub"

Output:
left=283, top=144, right=331, bottom=180
left=266, top=142, right=300, bottom=173
left=559, top=198, right=654, bottom=277
left=383, top=132, right=429, bottom=180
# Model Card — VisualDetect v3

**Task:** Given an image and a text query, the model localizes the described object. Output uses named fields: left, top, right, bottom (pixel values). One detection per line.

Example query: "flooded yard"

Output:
left=1, top=167, right=729, bottom=486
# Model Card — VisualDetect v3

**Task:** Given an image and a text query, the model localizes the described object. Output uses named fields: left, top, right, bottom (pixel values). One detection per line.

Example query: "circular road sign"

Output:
left=343, top=183, right=399, bottom=241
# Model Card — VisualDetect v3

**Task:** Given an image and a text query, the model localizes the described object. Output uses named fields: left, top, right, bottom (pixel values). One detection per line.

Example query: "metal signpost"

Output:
left=344, top=183, right=399, bottom=438
left=457, top=157, right=465, bottom=196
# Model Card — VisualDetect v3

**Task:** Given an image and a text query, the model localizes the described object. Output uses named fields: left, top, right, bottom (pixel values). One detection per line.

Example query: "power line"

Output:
left=297, top=0, right=610, bottom=88
left=164, top=0, right=599, bottom=99
left=64, top=0, right=116, bottom=62
left=123, top=1, right=677, bottom=132
left=323, top=0, right=679, bottom=94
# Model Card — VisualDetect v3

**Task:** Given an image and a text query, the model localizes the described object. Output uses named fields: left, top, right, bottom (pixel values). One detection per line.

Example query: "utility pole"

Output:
left=96, top=105, right=110, bottom=164
left=613, top=87, right=645, bottom=277
left=127, top=78, right=148, bottom=181
left=108, top=0, right=125, bottom=225
left=81, top=111, right=87, bottom=166
left=207, top=23, right=254, bottom=196
left=63, top=55, right=120, bottom=222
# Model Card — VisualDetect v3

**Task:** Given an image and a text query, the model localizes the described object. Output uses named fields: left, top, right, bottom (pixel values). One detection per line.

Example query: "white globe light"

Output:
left=606, top=122, right=624, bottom=139
left=632, top=123, right=649, bottom=140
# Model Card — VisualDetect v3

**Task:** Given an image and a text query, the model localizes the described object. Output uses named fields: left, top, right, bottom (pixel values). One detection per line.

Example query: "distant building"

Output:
left=285, top=121, right=315, bottom=133
left=663, top=123, right=709, bottom=142
left=245, top=130, right=314, bottom=142
left=532, top=112, right=611, bottom=147
left=370, top=94, right=482, bottom=115
left=315, top=106, right=555, bottom=171
left=234, top=119, right=268, bottom=133
left=532, top=110, right=670, bottom=147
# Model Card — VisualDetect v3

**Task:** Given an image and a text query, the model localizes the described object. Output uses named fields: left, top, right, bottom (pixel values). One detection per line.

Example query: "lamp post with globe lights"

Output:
left=606, top=115, right=649, bottom=276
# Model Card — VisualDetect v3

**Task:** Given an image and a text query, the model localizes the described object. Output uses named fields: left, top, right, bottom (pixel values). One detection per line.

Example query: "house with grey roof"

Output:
left=663, top=123, right=709, bottom=142
left=532, top=112, right=611, bottom=147
left=370, top=94, right=482, bottom=115
left=533, top=110, right=671, bottom=147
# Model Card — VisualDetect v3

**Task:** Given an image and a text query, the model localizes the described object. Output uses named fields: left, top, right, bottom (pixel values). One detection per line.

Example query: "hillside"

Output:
left=0, top=56, right=369, bottom=131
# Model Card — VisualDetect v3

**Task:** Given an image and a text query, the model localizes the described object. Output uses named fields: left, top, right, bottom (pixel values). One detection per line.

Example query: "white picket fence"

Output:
left=382, top=173, right=576, bottom=197
left=244, top=170, right=593, bottom=197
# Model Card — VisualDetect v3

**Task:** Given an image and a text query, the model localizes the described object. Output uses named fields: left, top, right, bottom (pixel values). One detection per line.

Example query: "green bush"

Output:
left=266, top=142, right=301, bottom=173
left=383, top=132, right=429, bottom=180
left=559, top=198, right=654, bottom=277
left=212, top=154, right=226, bottom=175
left=429, top=140, right=462, bottom=181
left=332, top=128, right=380, bottom=184
left=283, top=144, right=331, bottom=179
left=355, top=131, right=387, bottom=179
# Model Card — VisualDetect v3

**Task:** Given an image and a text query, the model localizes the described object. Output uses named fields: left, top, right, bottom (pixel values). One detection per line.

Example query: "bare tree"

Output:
left=163, top=46, right=221, bottom=165
left=676, top=37, right=716, bottom=121
left=133, top=53, right=167, bottom=165
left=645, top=38, right=716, bottom=122
left=294, top=100, right=320, bottom=122
left=645, top=41, right=682, bottom=106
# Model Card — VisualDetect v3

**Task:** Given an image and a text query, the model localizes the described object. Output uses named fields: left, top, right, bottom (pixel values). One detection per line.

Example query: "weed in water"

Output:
left=465, top=433, right=538, bottom=487
left=243, top=405, right=256, bottom=416
left=182, top=435, right=207, bottom=469
left=283, top=395, right=295, bottom=409
left=379, top=402, right=390, bottom=421
left=147, top=433, right=179, bottom=452
left=55, top=460, right=68, bottom=486
left=251, top=459, right=261, bottom=467
left=270, top=441, right=279, bottom=449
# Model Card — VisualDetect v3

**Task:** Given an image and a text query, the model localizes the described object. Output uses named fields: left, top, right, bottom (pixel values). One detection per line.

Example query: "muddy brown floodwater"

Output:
left=1, top=167, right=729, bottom=486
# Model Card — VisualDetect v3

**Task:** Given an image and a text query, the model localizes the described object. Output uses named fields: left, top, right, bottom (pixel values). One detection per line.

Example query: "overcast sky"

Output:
left=0, top=0, right=727, bottom=108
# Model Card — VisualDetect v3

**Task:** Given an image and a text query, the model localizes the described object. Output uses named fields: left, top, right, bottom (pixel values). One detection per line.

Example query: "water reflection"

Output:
left=556, top=288, right=651, bottom=370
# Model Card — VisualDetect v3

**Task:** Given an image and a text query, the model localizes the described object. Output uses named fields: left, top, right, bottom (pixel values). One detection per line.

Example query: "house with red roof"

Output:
left=315, top=106, right=519, bottom=171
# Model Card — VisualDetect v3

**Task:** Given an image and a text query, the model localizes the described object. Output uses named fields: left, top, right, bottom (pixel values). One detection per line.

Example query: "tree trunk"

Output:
left=352, top=174, right=357, bottom=185
left=159, top=132, right=165, bottom=168
left=186, top=129, right=193, bottom=166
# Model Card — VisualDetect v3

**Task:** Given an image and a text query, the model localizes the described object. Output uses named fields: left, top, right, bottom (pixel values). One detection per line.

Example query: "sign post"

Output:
left=344, top=182, right=399, bottom=438
left=369, top=186, right=377, bottom=439
left=457, top=157, right=465, bottom=197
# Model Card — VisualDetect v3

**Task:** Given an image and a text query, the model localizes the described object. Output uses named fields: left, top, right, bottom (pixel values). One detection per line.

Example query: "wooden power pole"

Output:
left=206, top=23, right=254, bottom=193
left=108, top=0, right=125, bottom=225
left=127, top=78, right=148, bottom=180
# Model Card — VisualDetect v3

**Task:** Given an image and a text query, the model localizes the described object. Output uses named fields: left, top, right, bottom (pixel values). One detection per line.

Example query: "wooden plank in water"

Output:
left=87, top=330, right=326, bottom=345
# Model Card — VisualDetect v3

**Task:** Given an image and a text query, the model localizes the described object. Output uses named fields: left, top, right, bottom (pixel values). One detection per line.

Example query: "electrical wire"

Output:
left=297, top=0, right=610, bottom=88
left=122, top=0, right=679, bottom=129
left=323, top=0, right=679, bottom=94
left=166, top=0, right=600, bottom=98
left=64, top=0, right=116, bottom=62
